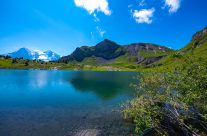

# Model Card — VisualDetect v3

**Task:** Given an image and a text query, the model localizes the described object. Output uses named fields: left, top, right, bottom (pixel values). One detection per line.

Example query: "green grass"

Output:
left=139, top=49, right=170, bottom=58
left=146, top=35, right=207, bottom=72
left=0, top=58, right=68, bottom=70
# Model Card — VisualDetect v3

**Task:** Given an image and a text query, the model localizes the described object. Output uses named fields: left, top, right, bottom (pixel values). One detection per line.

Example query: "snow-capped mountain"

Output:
left=7, top=48, right=61, bottom=62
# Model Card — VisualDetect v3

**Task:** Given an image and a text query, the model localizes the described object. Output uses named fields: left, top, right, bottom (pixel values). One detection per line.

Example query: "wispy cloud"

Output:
left=164, top=0, right=181, bottom=13
left=132, top=8, right=155, bottom=24
left=96, top=26, right=106, bottom=37
left=93, top=13, right=100, bottom=22
left=74, top=0, right=111, bottom=15
left=128, top=4, right=133, bottom=8
left=90, top=32, right=95, bottom=40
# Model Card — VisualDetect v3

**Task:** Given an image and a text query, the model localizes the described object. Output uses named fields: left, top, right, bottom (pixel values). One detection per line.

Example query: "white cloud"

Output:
left=74, top=0, right=111, bottom=15
left=132, top=8, right=155, bottom=24
left=96, top=26, right=106, bottom=37
left=164, top=0, right=181, bottom=13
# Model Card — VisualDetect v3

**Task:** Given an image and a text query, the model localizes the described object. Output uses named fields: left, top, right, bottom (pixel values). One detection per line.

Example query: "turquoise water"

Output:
left=0, top=70, right=136, bottom=136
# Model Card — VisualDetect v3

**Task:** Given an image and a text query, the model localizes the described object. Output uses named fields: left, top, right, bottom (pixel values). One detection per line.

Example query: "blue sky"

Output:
left=0, top=0, right=207, bottom=56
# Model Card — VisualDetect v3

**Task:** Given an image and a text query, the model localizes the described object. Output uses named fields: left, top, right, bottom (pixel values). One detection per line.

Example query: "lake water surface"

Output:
left=0, top=70, right=136, bottom=136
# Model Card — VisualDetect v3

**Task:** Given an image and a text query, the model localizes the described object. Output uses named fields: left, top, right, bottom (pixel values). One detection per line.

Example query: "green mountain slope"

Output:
left=150, top=27, right=207, bottom=71
left=59, top=39, right=172, bottom=70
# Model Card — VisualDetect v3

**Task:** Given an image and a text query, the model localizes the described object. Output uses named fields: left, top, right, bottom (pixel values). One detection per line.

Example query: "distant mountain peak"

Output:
left=19, top=47, right=29, bottom=50
left=17, top=47, right=31, bottom=52
left=103, top=39, right=118, bottom=44
left=44, top=50, right=53, bottom=53
left=7, top=48, right=61, bottom=62
left=94, top=39, right=119, bottom=47
left=95, top=39, right=121, bottom=51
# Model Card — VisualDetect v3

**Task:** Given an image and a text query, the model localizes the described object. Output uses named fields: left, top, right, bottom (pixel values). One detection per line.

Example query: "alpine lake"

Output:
left=0, top=70, right=137, bottom=136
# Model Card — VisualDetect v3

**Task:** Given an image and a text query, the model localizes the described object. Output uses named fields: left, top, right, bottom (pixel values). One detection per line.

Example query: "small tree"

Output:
left=12, top=59, right=18, bottom=64
left=25, top=61, right=29, bottom=66
left=5, top=55, right=11, bottom=59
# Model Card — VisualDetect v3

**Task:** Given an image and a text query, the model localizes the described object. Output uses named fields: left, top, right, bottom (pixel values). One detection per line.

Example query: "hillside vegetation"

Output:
left=59, top=39, right=172, bottom=70
left=150, top=27, right=207, bottom=71
left=122, top=27, right=207, bottom=135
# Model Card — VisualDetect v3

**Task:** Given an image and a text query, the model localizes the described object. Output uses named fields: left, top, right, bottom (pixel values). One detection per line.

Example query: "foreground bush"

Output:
left=122, top=59, right=207, bottom=135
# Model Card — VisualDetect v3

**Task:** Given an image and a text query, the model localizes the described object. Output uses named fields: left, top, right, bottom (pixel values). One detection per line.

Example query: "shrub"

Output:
left=122, top=59, right=207, bottom=135
left=171, top=53, right=183, bottom=58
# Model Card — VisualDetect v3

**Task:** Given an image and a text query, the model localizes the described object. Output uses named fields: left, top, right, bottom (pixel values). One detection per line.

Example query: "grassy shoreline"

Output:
left=0, top=58, right=154, bottom=72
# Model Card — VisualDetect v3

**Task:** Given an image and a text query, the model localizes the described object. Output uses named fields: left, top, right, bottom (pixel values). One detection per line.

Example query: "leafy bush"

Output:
left=127, top=65, right=137, bottom=69
left=171, top=53, right=183, bottom=58
left=122, top=59, right=207, bottom=135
